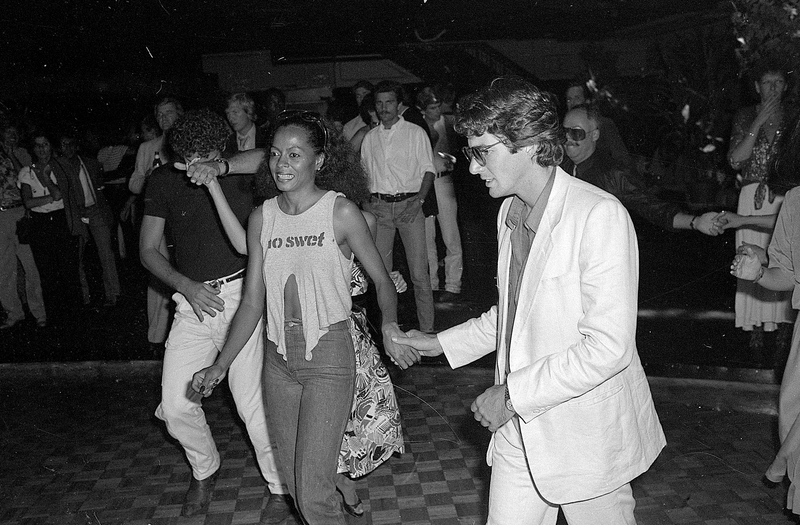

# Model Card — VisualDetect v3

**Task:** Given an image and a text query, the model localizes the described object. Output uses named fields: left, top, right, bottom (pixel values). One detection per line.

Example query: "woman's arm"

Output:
left=207, top=178, right=247, bottom=254
left=334, top=198, right=420, bottom=369
left=718, top=211, right=778, bottom=231
left=192, top=208, right=266, bottom=395
left=20, top=182, right=59, bottom=209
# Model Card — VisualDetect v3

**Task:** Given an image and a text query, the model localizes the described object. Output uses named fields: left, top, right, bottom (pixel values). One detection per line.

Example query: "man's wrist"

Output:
left=214, top=158, right=230, bottom=176
left=689, top=216, right=698, bottom=230
left=753, top=265, right=766, bottom=284
left=504, top=383, right=515, bottom=413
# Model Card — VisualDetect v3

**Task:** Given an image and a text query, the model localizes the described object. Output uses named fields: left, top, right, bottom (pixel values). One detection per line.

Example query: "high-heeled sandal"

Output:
left=342, top=496, right=364, bottom=517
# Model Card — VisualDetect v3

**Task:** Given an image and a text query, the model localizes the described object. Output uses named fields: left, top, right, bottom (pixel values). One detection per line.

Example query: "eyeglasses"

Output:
left=462, top=140, right=504, bottom=167
left=275, top=110, right=329, bottom=151
left=565, top=127, right=595, bottom=142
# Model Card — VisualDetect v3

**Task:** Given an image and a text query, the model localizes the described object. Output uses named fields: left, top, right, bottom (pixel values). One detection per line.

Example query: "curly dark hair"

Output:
left=167, top=109, right=230, bottom=159
left=255, top=112, right=370, bottom=204
left=769, top=109, right=800, bottom=195
left=455, top=76, right=565, bottom=168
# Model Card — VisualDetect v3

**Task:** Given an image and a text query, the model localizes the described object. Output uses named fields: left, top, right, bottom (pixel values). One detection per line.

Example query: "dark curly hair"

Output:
left=167, top=109, right=230, bottom=159
left=255, top=112, right=370, bottom=204
left=769, top=109, right=800, bottom=195
left=455, top=76, right=565, bottom=168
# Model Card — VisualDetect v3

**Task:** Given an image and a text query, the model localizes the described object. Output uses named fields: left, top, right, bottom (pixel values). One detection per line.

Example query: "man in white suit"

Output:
left=395, top=77, right=665, bottom=524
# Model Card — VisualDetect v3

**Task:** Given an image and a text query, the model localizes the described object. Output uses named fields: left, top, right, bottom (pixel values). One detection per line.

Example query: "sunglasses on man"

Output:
left=565, top=127, right=595, bottom=142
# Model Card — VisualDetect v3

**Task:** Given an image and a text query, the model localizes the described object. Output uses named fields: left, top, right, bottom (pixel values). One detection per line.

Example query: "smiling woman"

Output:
left=191, top=110, right=411, bottom=524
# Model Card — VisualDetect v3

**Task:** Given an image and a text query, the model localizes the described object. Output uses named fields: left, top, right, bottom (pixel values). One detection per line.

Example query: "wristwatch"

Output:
left=504, top=384, right=514, bottom=412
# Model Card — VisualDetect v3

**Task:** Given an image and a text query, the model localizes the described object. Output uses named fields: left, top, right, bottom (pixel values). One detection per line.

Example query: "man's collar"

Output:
left=380, top=115, right=403, bottom=130
left=506, top=169, right=556, bottom=233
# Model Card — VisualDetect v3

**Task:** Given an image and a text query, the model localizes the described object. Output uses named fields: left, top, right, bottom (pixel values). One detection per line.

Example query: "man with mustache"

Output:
left=360, top=80, right=436, bottom=334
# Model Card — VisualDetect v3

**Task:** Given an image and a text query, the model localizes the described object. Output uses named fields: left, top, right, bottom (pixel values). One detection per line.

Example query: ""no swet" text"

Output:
left=266, top=232, right=326, bottom=249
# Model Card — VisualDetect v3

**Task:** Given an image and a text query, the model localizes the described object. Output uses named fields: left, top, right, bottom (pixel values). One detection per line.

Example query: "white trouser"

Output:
left=155, top=277, right=286, bottom=494
left=425, top=174, right=462, bottom=293
left=487, top=420, right=636, bottom=524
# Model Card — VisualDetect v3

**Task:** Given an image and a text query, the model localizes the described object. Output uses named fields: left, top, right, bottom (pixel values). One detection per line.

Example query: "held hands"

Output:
left=731, top=243, right=764, bottom=280
left=694, top=211, right=725, bottom=236
left=182, top=280, right=225, bottom=322
left=381, top=322, right=421, bottom=369
left=391, top=329, right=444, bottom=358
left=191, top=364, right=226, bottom=397
left=713, top=210, right=743, bottom=231
left=176, top=160, right=222, bottom=186
left=471, top=384, right=515, bottom=432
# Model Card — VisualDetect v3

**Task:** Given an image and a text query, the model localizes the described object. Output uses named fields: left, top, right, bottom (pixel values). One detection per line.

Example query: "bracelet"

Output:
left=689, top=216, right=698, bottom=230
left=753, top=265, right=766, bottom=284
left=214, top=158, right=230, bottom=176
left=747, top=131, right=756, bottom=137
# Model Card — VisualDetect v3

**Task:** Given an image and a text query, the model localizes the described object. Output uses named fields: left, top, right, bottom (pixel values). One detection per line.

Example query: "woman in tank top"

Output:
left=191, top=111, right=417, bottom=524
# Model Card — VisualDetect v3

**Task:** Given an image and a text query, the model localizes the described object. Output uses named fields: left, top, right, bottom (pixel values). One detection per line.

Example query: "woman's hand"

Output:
left=381, top=322, right=421, bottom=369
left=754, top=94, right=781, bottom=129
left=192, top=364, right=227, bottom=397
left=731, top=244, right=764, bottom=280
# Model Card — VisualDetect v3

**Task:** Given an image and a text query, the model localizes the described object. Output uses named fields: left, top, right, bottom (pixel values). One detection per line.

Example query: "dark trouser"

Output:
left=28, top=210, right=81, bottom=315
left=264, top=320, right=355, bottom=525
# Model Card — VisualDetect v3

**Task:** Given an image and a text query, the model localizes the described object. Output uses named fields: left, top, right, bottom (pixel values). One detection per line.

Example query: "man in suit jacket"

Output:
left=223, top=92, right=269, bottom=156
left=396, top=77, right=665, bottom=524
left=58, top=134, right=120, bottom=307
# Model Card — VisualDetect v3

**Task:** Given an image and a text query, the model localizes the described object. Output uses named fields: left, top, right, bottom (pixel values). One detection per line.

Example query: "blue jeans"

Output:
left=264, top=320, right=355, bottom=524
left=365, top=197, right=434, bottom=331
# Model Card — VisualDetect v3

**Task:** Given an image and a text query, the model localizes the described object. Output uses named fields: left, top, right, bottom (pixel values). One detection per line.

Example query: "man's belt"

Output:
left=205, top=268, right=245, bottom=289
left=371, top=192, right=417, bottom=203
left=0, top=202, right=23, bottom=212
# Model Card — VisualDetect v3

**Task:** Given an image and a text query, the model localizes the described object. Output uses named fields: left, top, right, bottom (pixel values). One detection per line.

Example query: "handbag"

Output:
left=16, top=210, right=32, bottom=245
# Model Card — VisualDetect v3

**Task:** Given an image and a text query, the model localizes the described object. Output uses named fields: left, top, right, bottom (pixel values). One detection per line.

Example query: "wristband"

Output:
left=689, top=216, right=698, bottom=230
left=753, top=265, right=766, bottom=284
left=214, top=158, right=230, bottom=176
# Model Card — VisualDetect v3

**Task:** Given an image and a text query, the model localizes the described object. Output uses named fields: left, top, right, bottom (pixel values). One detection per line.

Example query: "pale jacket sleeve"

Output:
left=438, top=305, right=498, bottom=368
left=508, top=198, right=639, bottom=423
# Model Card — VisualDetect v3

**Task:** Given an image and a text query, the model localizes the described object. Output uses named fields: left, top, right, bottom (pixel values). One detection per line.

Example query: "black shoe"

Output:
left=181, top=469, right=220, bottom=517
left=262, top=493, right=294, bottom=524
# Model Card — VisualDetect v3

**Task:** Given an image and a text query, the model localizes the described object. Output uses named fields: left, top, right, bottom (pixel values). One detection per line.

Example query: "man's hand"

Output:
left=382, top=323, right=420, bottom=369
left=392, top=329, right=443, bottom=357
left=179, top=160, right=222, bottom=186
left=182, top=280, right=225, bottom=322
left=398, top=197, right=423, bottom=223
left=191, top=364, right=226, bottom=397
left=471, top=384, right=515, bottom=432
left=694, top=211, right=724, bottom=236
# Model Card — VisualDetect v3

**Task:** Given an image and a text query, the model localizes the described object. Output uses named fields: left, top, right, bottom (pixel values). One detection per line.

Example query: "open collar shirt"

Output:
left=360, top=116, right=435, bottom=195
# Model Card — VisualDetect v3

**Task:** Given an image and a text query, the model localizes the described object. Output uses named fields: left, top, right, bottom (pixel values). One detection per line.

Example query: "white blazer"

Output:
left=438, top=168, right=665, bottom=504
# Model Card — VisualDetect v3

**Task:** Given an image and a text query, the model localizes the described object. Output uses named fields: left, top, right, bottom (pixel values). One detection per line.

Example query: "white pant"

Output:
left=155, top=278, right=286, bottom=493
left=488, top=421, right=636, bottom=525
left=425, top=174, right=463, bottom=293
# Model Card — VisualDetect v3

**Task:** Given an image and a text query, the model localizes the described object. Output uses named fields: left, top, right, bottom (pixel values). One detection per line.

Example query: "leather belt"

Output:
left=0, top=202, right=24, bottom=211
left=205, top=268, right=245, bottom=289
left=371, top=192, right=417, bottom=202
